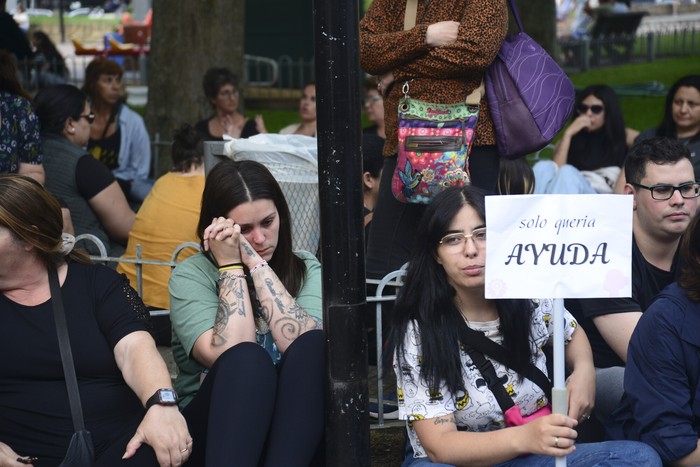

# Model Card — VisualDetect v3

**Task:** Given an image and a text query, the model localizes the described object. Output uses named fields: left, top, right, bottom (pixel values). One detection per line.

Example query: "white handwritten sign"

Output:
left=485, top=194, right=632, bottom=299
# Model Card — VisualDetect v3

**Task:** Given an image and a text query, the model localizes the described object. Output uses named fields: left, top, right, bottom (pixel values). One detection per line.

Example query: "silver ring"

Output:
left=181, top=447, right=188, bottom=453
left=554, top=436, right=560, bottom=448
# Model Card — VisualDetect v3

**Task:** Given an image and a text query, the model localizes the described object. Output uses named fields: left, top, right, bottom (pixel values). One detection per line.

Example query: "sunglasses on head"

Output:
left=577, top=104, right=604, bottom=115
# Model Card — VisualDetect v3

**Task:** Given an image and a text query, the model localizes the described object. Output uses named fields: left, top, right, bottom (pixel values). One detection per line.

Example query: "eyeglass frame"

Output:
left=77, top=113, right=95, bottom=124
left=629, top=181, right=700, bottom=200
left=439, top=227, right=487, bottom=249
left=217, top=89, right=239, bottom=99
left=576, top=104, right=604, bottom=115
left=364, top=95, right=382, bottom=105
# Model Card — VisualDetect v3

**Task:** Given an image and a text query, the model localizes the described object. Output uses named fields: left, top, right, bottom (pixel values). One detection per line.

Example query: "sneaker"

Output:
left=369, top=392, right=399, bottom=420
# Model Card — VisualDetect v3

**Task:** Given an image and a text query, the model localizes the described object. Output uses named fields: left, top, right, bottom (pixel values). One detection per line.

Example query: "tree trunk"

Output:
left=146, top=0, right=245, bottom=175
left=515, top=0, right=557, bottom=56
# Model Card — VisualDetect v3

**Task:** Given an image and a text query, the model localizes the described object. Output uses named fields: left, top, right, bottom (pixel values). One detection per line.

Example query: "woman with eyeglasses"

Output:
left=534, top=84, right=638, bottom=194
left=83, top=57, right=153, bottom=203
left=34, top=84, right=135, bottom=256
left=362, top=78, right=385, bottom=141
left=195, top=67, right=267, bottom=141
left=390, top=185, right=662, bottom=466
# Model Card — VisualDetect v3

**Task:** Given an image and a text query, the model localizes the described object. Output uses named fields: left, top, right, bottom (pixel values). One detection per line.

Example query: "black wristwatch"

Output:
left=145, top=388, right=178, bottom=410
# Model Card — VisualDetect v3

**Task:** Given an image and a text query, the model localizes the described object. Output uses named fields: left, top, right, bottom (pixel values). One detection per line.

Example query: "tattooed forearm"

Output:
left=242, top=243, right=255, bottom=256
left=212, top=300, right=231, bottom=347
left=433, top=415, right=456, bottom=426
left=212, top=273, right=248, bottom=346
left=277, top=317, right=302, bottom=341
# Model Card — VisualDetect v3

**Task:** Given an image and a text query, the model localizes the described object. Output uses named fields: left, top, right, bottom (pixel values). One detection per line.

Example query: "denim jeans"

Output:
left=402, top=440, right=662, bottom=467
left=533, top=161, right=597, bottom=195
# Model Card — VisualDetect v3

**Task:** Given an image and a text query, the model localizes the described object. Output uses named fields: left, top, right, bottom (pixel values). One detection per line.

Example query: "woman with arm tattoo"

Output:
left=169, top=159, right=324, bottom=467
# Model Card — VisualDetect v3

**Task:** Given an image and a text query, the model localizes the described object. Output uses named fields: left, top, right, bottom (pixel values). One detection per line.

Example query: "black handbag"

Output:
left=49, top=266, right=96, bottom=467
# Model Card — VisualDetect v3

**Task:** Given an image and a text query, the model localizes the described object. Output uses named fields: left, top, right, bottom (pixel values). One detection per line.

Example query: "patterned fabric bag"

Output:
left=392, top=81, right=482, bottom=204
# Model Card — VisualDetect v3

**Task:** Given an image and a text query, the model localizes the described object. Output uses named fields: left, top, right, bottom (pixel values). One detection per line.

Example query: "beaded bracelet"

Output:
left=218, top=270, right=246, bottom=280
left=250, top=260, right=268, bottom=274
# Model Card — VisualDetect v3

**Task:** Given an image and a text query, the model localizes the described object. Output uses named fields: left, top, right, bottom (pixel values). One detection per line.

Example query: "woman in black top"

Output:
left=194, top=67, right=266, bottom=140
left=534, top=84, right=638, bottom=194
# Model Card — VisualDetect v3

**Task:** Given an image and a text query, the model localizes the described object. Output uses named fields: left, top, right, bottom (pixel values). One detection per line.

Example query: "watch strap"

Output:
left=145, top=388, right=178, bottom=410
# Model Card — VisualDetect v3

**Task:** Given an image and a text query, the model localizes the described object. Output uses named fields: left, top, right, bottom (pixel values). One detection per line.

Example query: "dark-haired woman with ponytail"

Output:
left=391, top=185, right=662, bottom=466
left=118, top=123, right=205, bottom=310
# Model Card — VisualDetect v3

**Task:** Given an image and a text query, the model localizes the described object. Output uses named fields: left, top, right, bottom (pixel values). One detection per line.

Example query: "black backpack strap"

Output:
left=462, top=344, right=514, bottom=413
left=457, top=320, right=552, bottom=399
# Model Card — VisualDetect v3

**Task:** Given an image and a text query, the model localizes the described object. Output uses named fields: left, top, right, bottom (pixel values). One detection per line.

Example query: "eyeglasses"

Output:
left=364, top=95, right=382, bottom=105
left=576, top=104, right=604, bottom=115
left=439, top=227, right=487, bottom=250
left=79, top=113, right=95, bottom=124
left=630, top=181, right=700, bottom=200
left=217, top=90, right=239, bottom=99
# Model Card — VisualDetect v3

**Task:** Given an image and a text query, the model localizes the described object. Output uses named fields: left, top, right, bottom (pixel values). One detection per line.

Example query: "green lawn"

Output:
left=254, top=56, right=699, bottom=135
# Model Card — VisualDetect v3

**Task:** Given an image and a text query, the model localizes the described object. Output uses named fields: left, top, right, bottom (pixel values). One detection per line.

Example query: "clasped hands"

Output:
left=203, top=217, right=262, bottom=269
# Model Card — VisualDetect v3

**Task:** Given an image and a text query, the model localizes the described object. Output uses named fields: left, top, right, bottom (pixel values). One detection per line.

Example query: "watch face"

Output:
left=159, top=389, right=177, bottom=404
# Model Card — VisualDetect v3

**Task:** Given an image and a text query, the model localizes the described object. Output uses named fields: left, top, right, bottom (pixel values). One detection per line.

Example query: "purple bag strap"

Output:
left=506, top=0, right=525, bottom=33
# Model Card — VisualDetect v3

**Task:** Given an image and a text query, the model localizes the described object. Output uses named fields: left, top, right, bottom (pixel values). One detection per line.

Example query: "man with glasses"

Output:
left=566, top=137, right=699, bottom=433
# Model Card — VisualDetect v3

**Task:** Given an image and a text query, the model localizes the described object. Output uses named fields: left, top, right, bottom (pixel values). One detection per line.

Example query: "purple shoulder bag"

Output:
left=486, top=0, right=575, bottom=159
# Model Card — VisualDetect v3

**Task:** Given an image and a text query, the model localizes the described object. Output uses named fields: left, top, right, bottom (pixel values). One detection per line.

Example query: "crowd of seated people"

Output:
left=3, top=28, right=700, bottom=462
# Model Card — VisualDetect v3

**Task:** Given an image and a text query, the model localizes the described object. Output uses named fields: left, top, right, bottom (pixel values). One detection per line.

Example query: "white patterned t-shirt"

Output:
left=394, top=299, right=578, bottom=459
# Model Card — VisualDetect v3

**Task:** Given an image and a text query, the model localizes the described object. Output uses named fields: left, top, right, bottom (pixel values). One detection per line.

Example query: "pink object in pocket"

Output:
left=504, top=404, right=552, bottom=427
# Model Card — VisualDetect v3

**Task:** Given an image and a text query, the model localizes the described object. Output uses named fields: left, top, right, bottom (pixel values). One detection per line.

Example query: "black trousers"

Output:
left=181, top=330, right=325, bottom=467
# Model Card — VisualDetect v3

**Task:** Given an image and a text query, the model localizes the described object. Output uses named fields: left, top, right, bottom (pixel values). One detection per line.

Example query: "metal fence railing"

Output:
left=560, top=21, right=700, bottom=71
left=75, top=232, right=405, bottom=427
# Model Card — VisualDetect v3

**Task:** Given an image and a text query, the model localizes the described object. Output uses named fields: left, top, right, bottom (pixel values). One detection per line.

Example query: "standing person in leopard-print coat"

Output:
left=360, top=0, right=508, bottom=282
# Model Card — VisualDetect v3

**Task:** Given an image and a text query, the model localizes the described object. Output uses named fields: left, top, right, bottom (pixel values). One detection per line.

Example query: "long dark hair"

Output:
left=31, top=30, right=67, bottom=77
left=571, top=84, right=627, bottom=166
left=198, top=159, right=306, bottom=296
left=656, top=74, right=700, bottom=140
left=389, top=186, right=534, bottom=395
left=679, top=215, right=700, bottom=302
left=0, top=50, right=30, bottom=100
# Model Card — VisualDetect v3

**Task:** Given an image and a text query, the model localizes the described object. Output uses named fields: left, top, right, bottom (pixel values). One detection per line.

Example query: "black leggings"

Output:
left=182, top=330, right=325, bottom=467
left=366, top=145, right=500, bottom=279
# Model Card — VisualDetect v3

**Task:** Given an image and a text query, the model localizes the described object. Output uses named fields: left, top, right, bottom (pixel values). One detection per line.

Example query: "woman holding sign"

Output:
left=389, top=185, right=661, bottom=466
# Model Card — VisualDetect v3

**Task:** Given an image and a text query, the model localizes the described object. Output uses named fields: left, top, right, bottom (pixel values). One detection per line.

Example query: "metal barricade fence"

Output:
left=74, top=233, right=407, bottom=427
left=367, top=266, right=408, bottom=427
